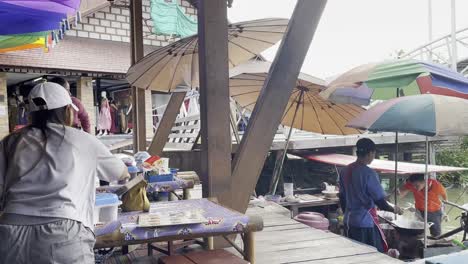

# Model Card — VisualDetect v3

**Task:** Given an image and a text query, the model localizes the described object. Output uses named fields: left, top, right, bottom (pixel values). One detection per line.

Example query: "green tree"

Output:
left=436, top=137, right=468, bottom=187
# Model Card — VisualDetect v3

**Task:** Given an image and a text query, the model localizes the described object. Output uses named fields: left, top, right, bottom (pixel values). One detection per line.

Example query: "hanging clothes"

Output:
left=150, top=0, right=197, bottom=37
left=119, top=108, right=127, bottom=132
left=97, top=99, right=112, bottom=131
left=109, top=103, right=119, bottom=134
left=126, top=104, right=133, bottom=130
left=114, top=106, right=121, bottom=133
left=17, top=105, right=28, bottom=125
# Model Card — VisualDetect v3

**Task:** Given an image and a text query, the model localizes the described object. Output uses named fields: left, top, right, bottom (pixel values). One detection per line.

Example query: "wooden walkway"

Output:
left=246, top=205, right=402, bottom=264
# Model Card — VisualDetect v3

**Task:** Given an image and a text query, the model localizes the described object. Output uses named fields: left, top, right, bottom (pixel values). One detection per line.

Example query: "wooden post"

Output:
left=76, top=77, right=96, bottom=135
left=148, top=92, right=186, bottom=156
left=230, top=0, right=327, bottom=213
left=0, top=73, right=8, bottom=139
left=130, top=0, right=146, bottom=152
left=243, top=232, right=255, bottom=264
left=198, top=0, right=231, bottom=205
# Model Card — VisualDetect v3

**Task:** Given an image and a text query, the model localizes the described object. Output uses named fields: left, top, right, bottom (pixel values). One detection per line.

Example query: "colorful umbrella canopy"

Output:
left=347, top=94, right=468, bottom=136
left=0, top=1, right=67, bottom=35
left=321, top=59, right=468, bottom=106
left=126, top=18, right=289, bottom=92
left=0, top=0, right=81, bottom=52
left=0, top=32, right=49, bottom=49
left=2, top=0, right=80, bottom=14
left=0, top=37, right=50, bottom=52
left=230, top=61, right=364, bottom=135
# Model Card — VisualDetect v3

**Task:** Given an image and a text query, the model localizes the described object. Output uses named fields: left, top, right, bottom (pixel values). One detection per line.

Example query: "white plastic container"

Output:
left=94, top=193, right=121, bottom=224
left=284, top=183, right=294, bottom=197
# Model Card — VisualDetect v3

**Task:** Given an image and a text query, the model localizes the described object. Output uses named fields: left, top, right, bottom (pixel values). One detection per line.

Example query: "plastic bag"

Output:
left=121, top=180, right=150, bottom=212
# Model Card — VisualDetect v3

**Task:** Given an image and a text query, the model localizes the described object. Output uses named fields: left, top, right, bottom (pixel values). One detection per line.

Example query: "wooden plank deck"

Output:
left=246, top=205, right=402, bottom=264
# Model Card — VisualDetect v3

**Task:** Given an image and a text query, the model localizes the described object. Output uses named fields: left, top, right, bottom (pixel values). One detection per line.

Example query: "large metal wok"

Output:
left=379, top=214, right=433, bottom=236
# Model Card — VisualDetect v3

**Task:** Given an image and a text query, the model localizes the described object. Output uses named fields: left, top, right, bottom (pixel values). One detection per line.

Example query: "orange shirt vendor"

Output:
left=399, top=173, right=447, bottom=237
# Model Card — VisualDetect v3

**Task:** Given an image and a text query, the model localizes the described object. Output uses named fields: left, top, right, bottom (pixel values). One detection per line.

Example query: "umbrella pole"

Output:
left=394, top=87, right=400, bottom=216
left=424, top=136, right=429, bottom=248
left=394, top=132, right=399, bottom=209
left=230, top=110, right=241, bottom=144
left=271, top=92, right=304, bottom=195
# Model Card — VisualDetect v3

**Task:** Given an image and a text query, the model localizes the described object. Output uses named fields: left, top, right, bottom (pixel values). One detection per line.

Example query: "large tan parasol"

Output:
left=229, top=61, right=364, bottom=135
left=126, top=18, right=289, bottom=92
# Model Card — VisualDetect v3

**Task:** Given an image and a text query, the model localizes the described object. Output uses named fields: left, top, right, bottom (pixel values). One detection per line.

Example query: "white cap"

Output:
left=28, top=82, right=79, bottom=112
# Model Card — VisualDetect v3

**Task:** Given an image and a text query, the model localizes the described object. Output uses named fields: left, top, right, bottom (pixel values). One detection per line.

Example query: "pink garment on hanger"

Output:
left=98, top=100, right=112, bottom=131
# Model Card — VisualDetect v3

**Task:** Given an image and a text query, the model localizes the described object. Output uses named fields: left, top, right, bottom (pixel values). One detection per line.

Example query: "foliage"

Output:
left=436, top=137, right=468, bottom=187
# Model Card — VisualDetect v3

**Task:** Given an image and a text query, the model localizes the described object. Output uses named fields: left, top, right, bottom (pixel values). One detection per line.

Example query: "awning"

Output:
left=303, top=153, right=467, bottom=175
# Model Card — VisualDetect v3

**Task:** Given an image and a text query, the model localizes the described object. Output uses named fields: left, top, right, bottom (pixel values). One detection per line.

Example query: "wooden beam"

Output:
left=0, top=73, right=9, bottom=138
left=130, top=0, right=146, bottom=152
left=230, top=0, right=327, bottom=213
left=198, top=0, right=231, bottom=205
left=148, top=92, right=187, bottom=156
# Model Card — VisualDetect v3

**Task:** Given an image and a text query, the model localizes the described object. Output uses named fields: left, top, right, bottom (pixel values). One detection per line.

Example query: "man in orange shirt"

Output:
left=399, top=173, right=447, bottom=237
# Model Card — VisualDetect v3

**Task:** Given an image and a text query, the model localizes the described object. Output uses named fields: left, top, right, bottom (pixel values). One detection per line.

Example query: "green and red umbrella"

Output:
left=347, top=94, right=468, bottom=137
left=321, top=59, right=468, bottom=248
left=320, top=59, right=468, bottom=105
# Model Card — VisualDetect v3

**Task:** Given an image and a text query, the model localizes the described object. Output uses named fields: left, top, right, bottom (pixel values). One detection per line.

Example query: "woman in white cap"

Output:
left=0, top=82, right=128, bottom=263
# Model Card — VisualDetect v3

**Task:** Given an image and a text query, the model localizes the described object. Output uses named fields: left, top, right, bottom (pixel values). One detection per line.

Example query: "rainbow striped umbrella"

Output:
left=0, top=31, right=50, bottom=49
left=2, top=0, right=81, bottom=14
left=347, top=94, right=468, bottom=136
left=0, top=1, right=67, bottom=35
left=0, top=0, right=81, bottom=52
left=320, top=59, right=468, bottom=106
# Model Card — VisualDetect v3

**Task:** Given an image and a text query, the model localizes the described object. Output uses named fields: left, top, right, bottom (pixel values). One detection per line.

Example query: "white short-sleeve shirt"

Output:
left=0, top=123, right=125, bottom=228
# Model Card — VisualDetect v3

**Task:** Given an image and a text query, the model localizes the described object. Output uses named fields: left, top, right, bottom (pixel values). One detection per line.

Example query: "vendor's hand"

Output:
left=393, top=205, right=404, bottom=215
left=442, top=213, right=450, bottom=222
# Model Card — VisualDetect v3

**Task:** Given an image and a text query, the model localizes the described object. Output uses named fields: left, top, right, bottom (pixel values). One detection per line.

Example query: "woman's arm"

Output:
left=399, top=186, right=410, bottom=198
left=437, top=182, right=448, bottom=201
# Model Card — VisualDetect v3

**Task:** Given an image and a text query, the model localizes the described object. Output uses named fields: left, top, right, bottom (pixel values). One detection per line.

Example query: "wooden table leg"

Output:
left=183, top=188, right=190, bottom=200
left=168, top=241, right=175, bottom=255
left=243, top=232, right=255, bottom=264
left=147, top=243, right=153, bottom=256
left=122, top=245, right=129, bottom=255
left=203, top=237, right=214, bottom=250
left=291, top=206, right=299, bottom=218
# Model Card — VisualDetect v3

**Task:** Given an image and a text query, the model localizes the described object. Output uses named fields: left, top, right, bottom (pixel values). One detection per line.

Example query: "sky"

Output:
left=228, top=0, right=468, bottom=79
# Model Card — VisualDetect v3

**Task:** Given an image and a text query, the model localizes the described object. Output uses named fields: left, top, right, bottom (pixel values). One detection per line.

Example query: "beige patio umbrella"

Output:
left=230, top=61, right=364, bottom=135
left=126, top=18, right=289, bottom=92
left=230, top=61, right=364, bottom=194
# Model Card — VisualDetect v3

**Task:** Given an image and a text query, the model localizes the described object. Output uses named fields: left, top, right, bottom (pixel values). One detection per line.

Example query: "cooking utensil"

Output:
left=379, top=215, right=433, bottom=236
left=322, top=190, right=339, bottom=199
left=443, top=200, right=468, bottom=213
